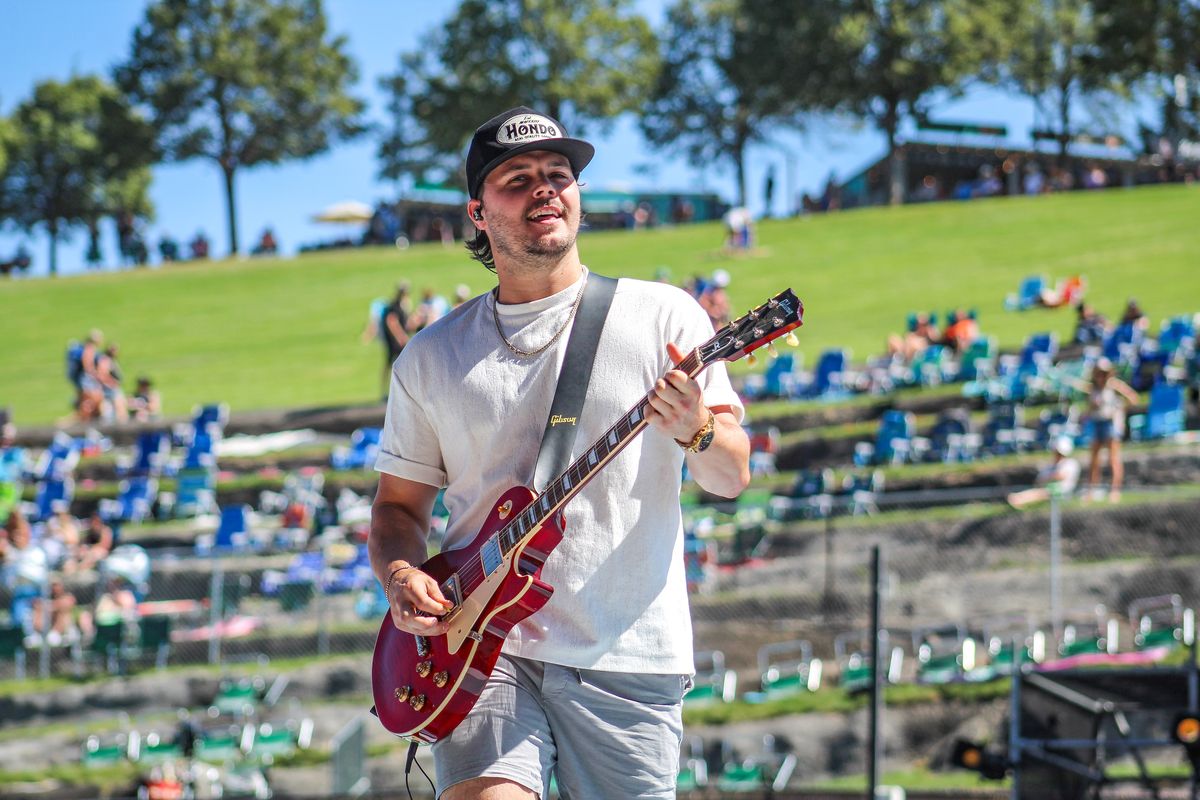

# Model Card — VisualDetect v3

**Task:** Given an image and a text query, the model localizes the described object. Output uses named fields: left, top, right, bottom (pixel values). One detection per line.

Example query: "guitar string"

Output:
left=443, top=350, right=708, bottom=600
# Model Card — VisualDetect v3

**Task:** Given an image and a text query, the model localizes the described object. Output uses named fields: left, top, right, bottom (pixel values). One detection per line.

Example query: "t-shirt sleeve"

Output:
left=374, top=357, right=448, bottom=488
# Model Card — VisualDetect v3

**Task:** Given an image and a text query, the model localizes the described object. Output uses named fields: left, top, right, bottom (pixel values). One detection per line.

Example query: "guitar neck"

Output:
left=495, top=349, right=706, bottom=558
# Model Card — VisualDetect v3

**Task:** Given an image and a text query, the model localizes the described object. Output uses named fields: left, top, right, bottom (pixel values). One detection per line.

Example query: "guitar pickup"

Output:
left=441, top=574, right=463, bottom=609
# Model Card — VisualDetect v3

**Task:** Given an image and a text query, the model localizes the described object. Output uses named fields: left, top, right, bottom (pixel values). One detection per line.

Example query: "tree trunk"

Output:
left=48, top=221, right=58, bottom=277
left=223, top=165, right=239, bottom=256
left=885, top=102, right=902, bottom=206
left=1057, top=83, right=1071, bottom=169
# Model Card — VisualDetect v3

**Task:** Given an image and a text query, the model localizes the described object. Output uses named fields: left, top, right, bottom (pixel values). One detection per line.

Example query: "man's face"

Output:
left=477, top=150, right=581, bottom=268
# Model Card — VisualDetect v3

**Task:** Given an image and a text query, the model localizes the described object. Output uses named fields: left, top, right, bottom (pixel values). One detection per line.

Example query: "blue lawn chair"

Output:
left=119, top=431, right=172, bottom=477
left=1130, top=382, right=1185, bottom=441
left=32, top=432, right=80, bottom=482
left=1008, top=275, right=1045, bottom=311
left=1158, top=316, right=1195, bottom=359
left=331, top=428, right=382, bottom=471
left=1102, top=322, right=1142, bottom=365
left=196, top=505, right=252, bottom=554
left=325, top=544, right=374, bottom=593
left=99, top=476, right=159, bottom=524
left=806, top=349, right=849, bottom=399
left=33, top=477, right=73, bottom=522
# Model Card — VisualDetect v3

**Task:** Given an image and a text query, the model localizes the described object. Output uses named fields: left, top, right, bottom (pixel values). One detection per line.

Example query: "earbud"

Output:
left=472, top=209, right=483, bottom=221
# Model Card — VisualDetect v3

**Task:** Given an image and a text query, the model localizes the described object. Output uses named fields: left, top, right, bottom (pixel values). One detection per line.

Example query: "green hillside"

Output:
left=2, top=184, right=1197, bottom=425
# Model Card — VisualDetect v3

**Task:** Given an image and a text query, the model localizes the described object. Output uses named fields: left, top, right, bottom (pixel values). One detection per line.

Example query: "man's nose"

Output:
left=531, top=172, right=560, bottom=198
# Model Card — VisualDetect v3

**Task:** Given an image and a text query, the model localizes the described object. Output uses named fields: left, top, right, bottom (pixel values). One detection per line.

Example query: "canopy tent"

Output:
left=311, top=200, right=373, bottom=224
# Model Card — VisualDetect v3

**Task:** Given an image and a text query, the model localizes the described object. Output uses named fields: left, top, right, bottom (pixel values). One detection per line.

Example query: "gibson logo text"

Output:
left=550, top=415, right=577, bottom=427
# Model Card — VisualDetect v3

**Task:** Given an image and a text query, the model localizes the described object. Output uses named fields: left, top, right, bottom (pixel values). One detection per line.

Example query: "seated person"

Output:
left=30, top=577, right=93, bottom=645
left=1039, top=275, right=1086, bottom=308
left=1120, top=297, right=1150, bottom=332
left=67, top=512, right=113, bottom=573
left=1, top=510, right=50, bottom=631
left=1072, top=303, right=1109, bottom=345
left=128, top=376, right=162, bottom=421
left=887, top=312, right=939, bottom=362
left=941, top=309, right=979, bottom=353
left=94, top=576, right=139, bottom=626
left=1007, top=436, right=1081, bottom=509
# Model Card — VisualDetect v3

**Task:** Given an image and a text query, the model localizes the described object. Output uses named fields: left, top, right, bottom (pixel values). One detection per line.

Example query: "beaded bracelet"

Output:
left=384, top=565, right=417, bottom=604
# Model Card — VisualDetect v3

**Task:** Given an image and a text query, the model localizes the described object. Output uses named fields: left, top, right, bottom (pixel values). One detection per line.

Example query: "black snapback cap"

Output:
left=466, top=106, right=594, bottom=199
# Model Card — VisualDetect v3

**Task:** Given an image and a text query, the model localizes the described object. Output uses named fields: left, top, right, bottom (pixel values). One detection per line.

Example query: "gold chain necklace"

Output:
left=491, top=276, right=587, bottom=358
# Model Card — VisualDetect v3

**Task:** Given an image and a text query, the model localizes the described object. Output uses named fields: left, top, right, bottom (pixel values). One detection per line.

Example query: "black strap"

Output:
left=532, top=273, right=618, bottom=491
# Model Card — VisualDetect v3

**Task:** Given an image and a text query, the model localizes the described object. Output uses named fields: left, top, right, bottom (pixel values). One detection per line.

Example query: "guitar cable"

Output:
left=404, top=740, right=435, bottom=799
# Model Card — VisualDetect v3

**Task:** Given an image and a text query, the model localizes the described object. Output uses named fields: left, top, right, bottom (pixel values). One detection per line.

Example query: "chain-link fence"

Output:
left=681, top=479, right=1200, bottom=795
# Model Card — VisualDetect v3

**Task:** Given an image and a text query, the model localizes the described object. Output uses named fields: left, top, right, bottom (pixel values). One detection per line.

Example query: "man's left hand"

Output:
left=645, top=342, right=709, bottom=443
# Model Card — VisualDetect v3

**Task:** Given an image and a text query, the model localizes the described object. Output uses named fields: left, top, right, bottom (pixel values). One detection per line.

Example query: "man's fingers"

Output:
left=667, top=341, right=686, bottom=366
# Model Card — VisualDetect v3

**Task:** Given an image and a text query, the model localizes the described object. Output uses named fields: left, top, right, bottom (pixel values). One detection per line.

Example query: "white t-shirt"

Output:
left=376, top=269, right=743, bottom=673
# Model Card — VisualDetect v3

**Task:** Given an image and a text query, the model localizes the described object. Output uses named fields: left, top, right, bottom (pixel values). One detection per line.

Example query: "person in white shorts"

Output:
left=368, top=105, right=751, bottom=799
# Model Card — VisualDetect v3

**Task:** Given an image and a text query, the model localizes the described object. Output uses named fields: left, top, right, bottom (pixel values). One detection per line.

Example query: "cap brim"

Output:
left=471, top=138, right=595, bottom=198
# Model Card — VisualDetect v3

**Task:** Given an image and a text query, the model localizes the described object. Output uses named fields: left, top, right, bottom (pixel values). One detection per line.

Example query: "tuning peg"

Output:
left=785, top=331, right=799, bottom=347
left=767, top=341, right=779, bottom=358
left=747, top=351, right=758, bottom=367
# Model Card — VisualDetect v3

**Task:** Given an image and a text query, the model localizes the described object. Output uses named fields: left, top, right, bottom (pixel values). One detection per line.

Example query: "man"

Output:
left=1006, top=436, right=1081, bottom=509
left=368, top=106, right=750, bottom=799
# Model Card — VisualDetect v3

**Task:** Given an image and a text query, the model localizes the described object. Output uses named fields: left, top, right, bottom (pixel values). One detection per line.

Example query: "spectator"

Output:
left=452, top=284, right=472, bottom=308
left=252, top=227, right=278, bottom=256
left=189, top=231, right=210, bottom=260
left=46, top=504, right=82, bottom=569
left=1120, top=297, right=1150, bottom=332
left=0, top=416, right=24, bottom=524
left=410, top=287, right=450, bottom=331
left=887, top=312, right=940, bottom=362
left=128, top=376, right=163, bottom=422
left=74, top=330, right=106, bottom=421
left=31, top=577, right=93, bottom=645
left=85, top=223, right=104, bottom=269
left=68, top=512, right=114, bottom=573
left=159, top=234, right=179, bottom=263
left=698, top=269, right=731, bottom=330
left=1039, top=275, right=1087, bottom=308
left=94, top=576, right=138, bottom=626
left=377, top=283, right=412, bottom=400
left=723, top=207, right=753, bottom=250
left=1082, top=358, right=1140, bottom=503
left=1007, top=436, right=1081, bottom=509
left=0, top=510, right=49, bottom=632
left=1072, top=303, right=1109, bottom=345
left=1023, top=162, right=1046, bottom=195
left=941, top=309, right=979, bottom=353
left=97, top=344, right=128, bottom=422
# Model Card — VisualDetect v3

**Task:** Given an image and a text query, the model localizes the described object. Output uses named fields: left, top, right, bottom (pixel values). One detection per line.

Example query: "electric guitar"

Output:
left=371, top=288, right=804, bottom=742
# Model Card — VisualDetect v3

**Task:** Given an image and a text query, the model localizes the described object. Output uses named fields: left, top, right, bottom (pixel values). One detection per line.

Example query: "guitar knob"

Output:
left=394, top=685, right=411, bottom=702
left=416, top=660, right=432, bottom=678
left=409, top=694, right=427, bottom=711
left=433, top=670, right=450, bottom=688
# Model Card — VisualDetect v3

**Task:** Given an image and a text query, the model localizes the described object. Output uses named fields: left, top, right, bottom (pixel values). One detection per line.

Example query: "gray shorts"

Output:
left=432, top=654, right=689, bottom=799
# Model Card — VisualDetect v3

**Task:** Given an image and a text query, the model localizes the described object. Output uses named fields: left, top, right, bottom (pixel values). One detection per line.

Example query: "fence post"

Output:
left=868, top=544, right=884, bottom=799
left=331, top=715, right=370, bottom=796
left=38, top=579, right=50, bottom=678
left=317, top=581, right=329, bottom=656
left=1049, top=493, right=1062, bottom=640
left=208, top=557, right=223, bottom=666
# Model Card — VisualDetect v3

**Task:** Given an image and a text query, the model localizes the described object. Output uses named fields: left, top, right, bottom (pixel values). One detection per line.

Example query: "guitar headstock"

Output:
left=700, top=289, right=804, bottom=365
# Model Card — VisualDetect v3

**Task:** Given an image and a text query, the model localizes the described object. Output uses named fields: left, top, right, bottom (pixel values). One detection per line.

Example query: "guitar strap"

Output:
left=532, top=272, right=618, bottom=492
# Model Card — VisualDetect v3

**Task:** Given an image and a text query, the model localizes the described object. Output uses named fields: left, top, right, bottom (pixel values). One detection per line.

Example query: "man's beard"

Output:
left=489, top=212, right=580, bottom=271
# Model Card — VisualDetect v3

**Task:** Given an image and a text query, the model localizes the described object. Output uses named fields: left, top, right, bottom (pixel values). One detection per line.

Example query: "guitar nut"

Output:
left=416, top=660, right=432, bottom=678
left=409, top=694, right=426, bottom=711
left=395, top=685, right=411, bottom=702
left=433, top=670, right=450, bottom=688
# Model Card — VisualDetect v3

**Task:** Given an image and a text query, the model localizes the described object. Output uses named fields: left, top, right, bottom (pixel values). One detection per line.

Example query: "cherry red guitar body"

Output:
left=372, top=486, right=564, bottom=742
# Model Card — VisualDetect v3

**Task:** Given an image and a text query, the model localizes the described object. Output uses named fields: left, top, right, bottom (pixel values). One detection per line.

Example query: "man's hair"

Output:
left=465, top=228, right=496, bottom=273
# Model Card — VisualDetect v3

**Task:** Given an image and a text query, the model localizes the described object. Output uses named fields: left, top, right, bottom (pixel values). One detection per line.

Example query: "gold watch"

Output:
left=677, top=411, right=716, bottom=454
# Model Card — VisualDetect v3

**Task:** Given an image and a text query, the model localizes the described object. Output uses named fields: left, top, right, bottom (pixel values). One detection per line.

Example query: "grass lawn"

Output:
left=2, top=184, right=1197, bottom=425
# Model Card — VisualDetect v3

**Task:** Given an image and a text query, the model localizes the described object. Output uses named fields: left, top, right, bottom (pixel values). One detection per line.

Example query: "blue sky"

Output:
left=0, top=0, right=1059, bottom=276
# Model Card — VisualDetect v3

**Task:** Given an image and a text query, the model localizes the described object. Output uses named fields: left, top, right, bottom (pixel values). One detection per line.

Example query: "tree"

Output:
left=1092, top=0, right=1200, bottom=163
left=1004, top=0, right=1125, bottom=167
left=640, top=0, right=842, bottom=207
left=115, top=0, right=365, bottom=255
left=0, top=76, right=155, bottom=275
left=836, top=0, right=1007, bottom=203
left=380, top=0, right=658, bottom=188
left=376, top=55, right=450, bottom=193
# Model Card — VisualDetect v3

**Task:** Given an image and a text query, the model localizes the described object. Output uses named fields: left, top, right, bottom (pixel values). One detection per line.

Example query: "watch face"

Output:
left=696, top=428, right=716, bottom=452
